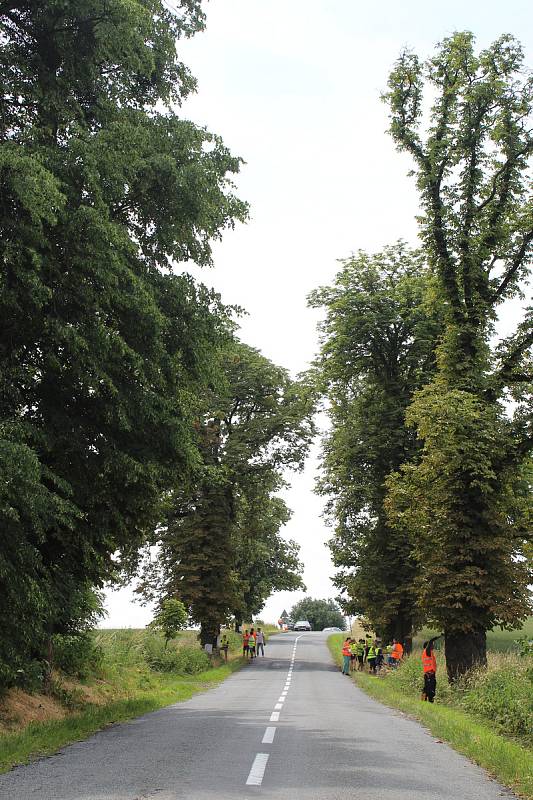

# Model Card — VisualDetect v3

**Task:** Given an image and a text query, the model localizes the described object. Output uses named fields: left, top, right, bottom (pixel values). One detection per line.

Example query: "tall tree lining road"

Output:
left=0, top=633, right=515, bottom=800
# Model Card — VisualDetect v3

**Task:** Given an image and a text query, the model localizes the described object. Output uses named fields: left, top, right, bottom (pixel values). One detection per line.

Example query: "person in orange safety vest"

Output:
left=242, top=630, right=250, bottom=658
left=391, top=639, right=404, bottom=666
left=421, top=635, right=441, bottom=702
left=341, top=638, right=352, bottom=675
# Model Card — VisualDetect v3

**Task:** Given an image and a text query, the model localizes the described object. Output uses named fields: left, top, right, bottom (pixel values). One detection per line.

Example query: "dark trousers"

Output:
left=257, top=642, right=264, bottom=656
left=423, top=672, right=436, bottom=702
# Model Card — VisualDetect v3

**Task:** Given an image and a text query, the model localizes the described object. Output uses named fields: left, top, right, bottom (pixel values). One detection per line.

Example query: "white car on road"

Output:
left=293, top=620, right=312, bottom=631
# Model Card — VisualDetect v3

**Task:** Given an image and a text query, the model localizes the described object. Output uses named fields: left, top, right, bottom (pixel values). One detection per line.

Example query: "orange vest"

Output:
left=422, top=649, right=437, bottom=673
left=342, top=642, right=351, bottom=657
left=243, top=633, right=250, bottom=644
left=392, top=642, right=403, bottom=660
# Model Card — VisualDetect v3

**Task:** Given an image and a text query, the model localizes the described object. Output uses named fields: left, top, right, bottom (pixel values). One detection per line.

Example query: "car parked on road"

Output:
left=293, top=620, right=312, bottom=631
left=322, top=626, right=342, bottom=632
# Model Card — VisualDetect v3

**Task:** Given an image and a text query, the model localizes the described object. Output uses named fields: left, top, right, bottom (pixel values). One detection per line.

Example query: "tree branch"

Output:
left=492, top=229, right=533, bottom=301
left=496, top=329, right=533, bottom=382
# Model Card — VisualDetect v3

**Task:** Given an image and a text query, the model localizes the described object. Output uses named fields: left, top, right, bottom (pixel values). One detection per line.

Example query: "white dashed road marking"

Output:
left=262, top=727, right=276, bottom=744
left=246, top=753, right=270, bottom=786
left=248, top=635, right=301, bottom=786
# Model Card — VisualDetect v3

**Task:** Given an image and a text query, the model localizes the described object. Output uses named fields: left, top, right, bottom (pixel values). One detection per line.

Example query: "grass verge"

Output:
left=328, top=634, right=533, bottom=799
left=0, top=654, right=243, bottom=774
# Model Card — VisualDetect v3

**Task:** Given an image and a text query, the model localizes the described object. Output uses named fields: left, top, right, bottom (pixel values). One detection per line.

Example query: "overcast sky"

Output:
left=102, top=0, right=532, bottom=628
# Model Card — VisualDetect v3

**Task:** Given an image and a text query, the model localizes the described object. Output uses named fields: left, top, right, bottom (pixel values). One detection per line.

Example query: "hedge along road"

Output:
left=0, top=632, right=518, bottom=800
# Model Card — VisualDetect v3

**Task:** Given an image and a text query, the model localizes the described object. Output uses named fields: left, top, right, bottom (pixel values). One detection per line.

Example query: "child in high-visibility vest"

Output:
left=367, top=641, right=377, bottom=674
left=248, top=629, right=256, bottom=659
left=220, top=634, right=229, bottom=661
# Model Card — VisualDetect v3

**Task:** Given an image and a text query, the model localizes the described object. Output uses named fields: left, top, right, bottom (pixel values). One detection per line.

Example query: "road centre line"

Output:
left=274, top=702, right=283, bottom=710
left=278, top=696, right=286, bottom=702
left=270, top=711, right=280, bottom=722
left=246, top=753, right=270, bottom=786
left=262, top=727, right=276, bottom=744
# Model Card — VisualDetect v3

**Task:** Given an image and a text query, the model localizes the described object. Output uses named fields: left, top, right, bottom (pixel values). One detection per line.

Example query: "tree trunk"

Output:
left=444, top=629, right=487, bottom=681
left=200, top=622, right=219, bottom=648
left=393, top=616, right=413, bottom=654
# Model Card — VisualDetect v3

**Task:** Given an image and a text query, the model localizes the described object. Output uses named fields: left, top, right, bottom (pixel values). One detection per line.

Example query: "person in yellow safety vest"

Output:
left=248, top=628, right=256, bottom=659
left=349, top=638, right=357, bottom=672
left=341, top=638, right=352, bottom=675
left=366, top=641, right=377, bottom=674
left=355, top=639, right=365, bottom=671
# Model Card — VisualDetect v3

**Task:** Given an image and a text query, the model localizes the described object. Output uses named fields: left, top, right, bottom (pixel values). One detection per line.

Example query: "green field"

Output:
left=413, top=618, right=533, bottom=652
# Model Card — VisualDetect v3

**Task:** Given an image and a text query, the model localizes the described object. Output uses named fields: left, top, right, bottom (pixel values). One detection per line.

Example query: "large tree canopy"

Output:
left=0, top=0, right=246, bottom=686
left=309, top=243, right=441, bottom=645
left=384, top=32, right=532, bottom=678
left=137, top=341, right=315, bottom=644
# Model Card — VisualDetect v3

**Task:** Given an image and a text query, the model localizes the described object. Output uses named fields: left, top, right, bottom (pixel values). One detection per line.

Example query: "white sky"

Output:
left=102, top=0, right=532, bottom=628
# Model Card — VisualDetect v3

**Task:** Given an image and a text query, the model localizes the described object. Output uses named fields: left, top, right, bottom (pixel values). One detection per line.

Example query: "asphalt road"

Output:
left=0, top=632, right=517, bottom=800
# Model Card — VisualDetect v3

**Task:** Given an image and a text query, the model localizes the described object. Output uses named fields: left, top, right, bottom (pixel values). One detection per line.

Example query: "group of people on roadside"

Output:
left=341, top=632, right=442, bottom=702
left=341, top=636, right=404, bottom=676
left=242, top=627, right=266, bottom=659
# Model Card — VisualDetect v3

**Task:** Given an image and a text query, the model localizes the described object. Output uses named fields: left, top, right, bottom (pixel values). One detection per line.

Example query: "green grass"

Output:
left=0, top=630, right=245, bottom=774
left=328, top=634, right=533, bottom=799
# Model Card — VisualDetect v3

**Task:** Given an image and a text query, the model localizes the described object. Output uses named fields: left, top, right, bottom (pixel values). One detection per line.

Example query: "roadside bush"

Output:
left=13, top=660, right=45, bottom=694
left=459, top=655, right=533, bottom=744
left=142, top=635, right=182, bottom=672
left=377, top=649, right=533, bottom=746
left=176, top=647, right=210, bottom=674
left=142, top=637, right=210, bottom=675
left=94, top=629, right=147, bottom=668
left=53, top=633, right=104, bottom=679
